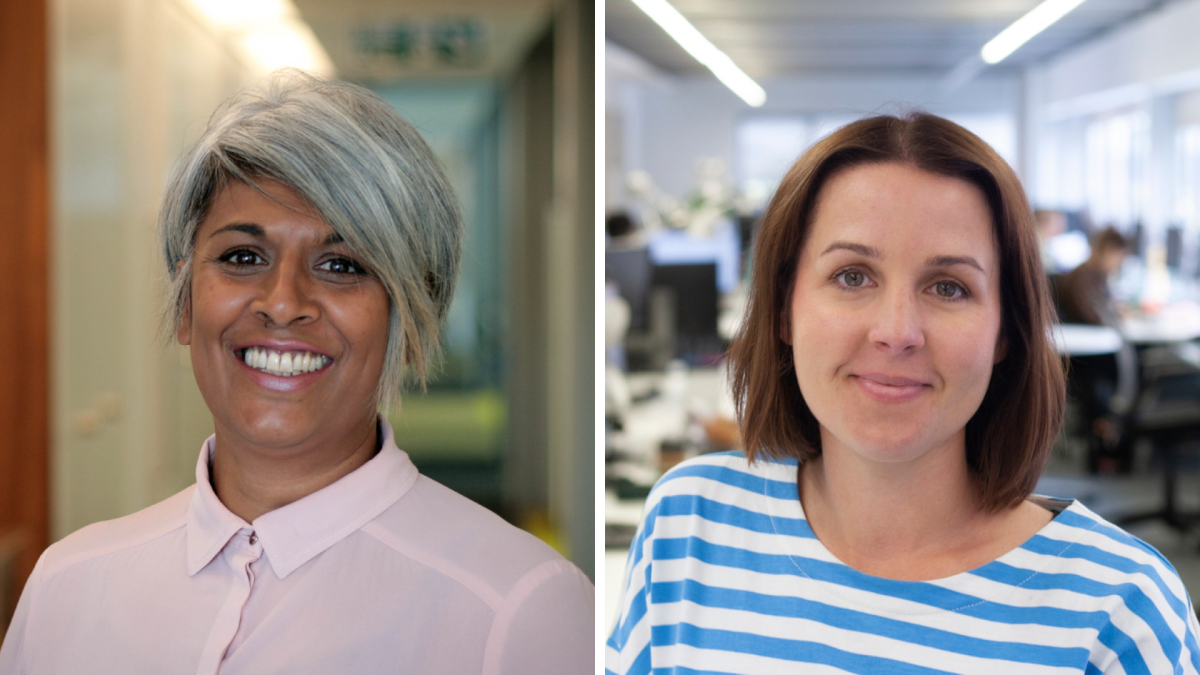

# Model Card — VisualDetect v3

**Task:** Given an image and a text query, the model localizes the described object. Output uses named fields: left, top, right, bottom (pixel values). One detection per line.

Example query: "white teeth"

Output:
left=241, top=347, right=329, bottom=377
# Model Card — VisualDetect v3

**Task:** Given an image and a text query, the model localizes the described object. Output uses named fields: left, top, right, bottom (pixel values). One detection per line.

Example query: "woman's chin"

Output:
left=825, top=423, right=948, bottom=466
left=208, top=386, right=377, bottom=453
left=220, top=408, right=325, bottom=449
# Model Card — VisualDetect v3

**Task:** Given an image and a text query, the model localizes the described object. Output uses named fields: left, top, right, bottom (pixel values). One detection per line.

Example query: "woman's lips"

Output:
left=851, top=373, right=931, bottom=402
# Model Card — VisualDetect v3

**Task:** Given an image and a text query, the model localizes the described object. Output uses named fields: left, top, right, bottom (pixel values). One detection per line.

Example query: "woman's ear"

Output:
left=993, top=331, right=1007, bottom=364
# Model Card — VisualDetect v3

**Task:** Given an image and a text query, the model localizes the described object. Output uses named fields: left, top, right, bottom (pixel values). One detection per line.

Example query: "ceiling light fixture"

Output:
left=981, top=0, right=1090, bottom=64
left=629, top=0, right=765, bottom=107
left=186, top=0, right=333, bottom=75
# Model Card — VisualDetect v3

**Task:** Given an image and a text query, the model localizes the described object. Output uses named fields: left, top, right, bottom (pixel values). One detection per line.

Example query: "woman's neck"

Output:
left=798, top=432, right=1051, bottom=581
left=210, top=417, right=380, bottom=524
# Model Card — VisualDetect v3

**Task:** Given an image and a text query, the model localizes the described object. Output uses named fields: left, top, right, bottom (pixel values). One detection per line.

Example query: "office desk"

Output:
left=1054, top=324, right=1122, bottom=356
left=604, top=490, right=644, bottom=633
left=615, top=367, right=731, bottom=460
left=1051, top=303, right=1200, bottom=357
left=606, top=366, right=732, bottom=632
left=1121, top=302, right=1200, bottom=345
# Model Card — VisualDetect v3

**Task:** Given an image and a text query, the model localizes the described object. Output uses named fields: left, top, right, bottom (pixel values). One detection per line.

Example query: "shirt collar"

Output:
left=186, top=419, right=419, bottom=578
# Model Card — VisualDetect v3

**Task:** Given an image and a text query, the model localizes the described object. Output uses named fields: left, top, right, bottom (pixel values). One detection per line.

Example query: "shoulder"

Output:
left=652, top=451, right=794, bottom=493
left=1035, top=500, right=1200, bottom=663
left=37, top=486, right=192, bottom=578
left=1043, top=500, right=1186, bottom=585
left=362, top=475, right=588, bottom=610
left=622, top=453, right=802, bottom=573
left=641, top=452, right=797, bottom=522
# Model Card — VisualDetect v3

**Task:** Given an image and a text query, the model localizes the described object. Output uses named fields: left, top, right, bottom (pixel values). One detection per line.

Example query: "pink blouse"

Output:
left=0, top=422, right=594, bottom=674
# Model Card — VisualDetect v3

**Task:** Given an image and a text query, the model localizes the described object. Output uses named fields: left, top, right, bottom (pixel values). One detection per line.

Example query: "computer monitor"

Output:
left=605, top=247, right=652, bottom=332
left=1064, top=210, right=1089, bottom=234
left=646, top=223, right=740, bottom=294
left=1131, top=222, right=1145, bottom=259
left=650, top=262, right=721, bottom=362
left=1166, top=225, right=1183, bottom=270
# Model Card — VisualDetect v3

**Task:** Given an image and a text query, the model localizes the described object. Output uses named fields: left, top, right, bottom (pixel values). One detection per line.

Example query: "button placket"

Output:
left=194, top=534, right=263, bottom=675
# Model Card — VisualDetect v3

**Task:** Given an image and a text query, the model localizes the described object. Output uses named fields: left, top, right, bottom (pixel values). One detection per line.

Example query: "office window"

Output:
left=1175, top=123, right=1200, bottom=230
left=813, top=115, right=860, bottom=143
left=1085, top=109, right=1149, bottom=228
left=944, top=113, right=1018, bottom=169
left=734, top=117, right=810, bottom=206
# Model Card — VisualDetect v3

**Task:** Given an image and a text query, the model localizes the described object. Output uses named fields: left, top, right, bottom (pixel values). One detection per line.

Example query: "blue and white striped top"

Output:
left=606, top=452, right=1200, bottom=674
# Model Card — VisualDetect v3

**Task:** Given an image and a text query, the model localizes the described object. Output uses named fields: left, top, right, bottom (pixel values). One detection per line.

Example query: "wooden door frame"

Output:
left=0, top=0, right=50, bottom=605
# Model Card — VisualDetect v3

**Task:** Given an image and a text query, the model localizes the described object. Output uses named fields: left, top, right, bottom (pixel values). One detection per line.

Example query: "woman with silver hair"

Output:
left=0, top=71, right=593, bottom=674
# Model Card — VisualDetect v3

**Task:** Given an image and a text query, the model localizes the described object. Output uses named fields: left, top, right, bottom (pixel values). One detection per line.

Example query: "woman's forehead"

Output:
left=805, top=163, right=999, bottom=268
left=199, top=179, right=339, bottom=242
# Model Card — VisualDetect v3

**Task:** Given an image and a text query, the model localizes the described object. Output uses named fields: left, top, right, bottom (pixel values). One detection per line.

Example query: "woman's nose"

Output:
left=253, top=259, right=318, bottom=328
left=868, top=290, right=925, bottom=352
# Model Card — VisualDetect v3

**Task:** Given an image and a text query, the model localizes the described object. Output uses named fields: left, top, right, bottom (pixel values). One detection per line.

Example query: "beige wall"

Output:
left=50, top=0, right=267, bottom=539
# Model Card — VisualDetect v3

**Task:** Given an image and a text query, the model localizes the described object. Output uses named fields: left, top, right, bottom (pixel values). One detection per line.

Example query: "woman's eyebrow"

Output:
left=209, top=222, right=262, bottom=238
left=207, top=223, right=343, bottom=246
left=821, top=241, right=880, bottom=258
left=821, top=242, right=986, bottom=273
left=926, top=255, right=984, bottom=272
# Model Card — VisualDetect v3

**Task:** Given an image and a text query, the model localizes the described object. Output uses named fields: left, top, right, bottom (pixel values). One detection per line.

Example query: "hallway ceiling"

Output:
left=606, top=0, right=1173, bottom=78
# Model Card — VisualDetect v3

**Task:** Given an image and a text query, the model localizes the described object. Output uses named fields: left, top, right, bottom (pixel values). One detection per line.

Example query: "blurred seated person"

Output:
left=606, top=211, right=643, bottom=248
left=1052, top=228, right=1132, bottom=471
left=1054, top=227, right=1128, bottom=326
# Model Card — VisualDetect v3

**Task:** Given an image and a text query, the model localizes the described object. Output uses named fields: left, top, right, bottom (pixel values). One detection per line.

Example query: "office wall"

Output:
left=549, top=0, right=595, bottom=580
left=505, top=0, right=595, bottom=579
left=1024, top=0, right=1200, bottom=247
left=1036, top=0, right=1200, bottom=109
left=50, top=0, right=261, bottom=539
left=505, top=31, right=554, bottom=521
left=611, top=67, right=1021, bottom=204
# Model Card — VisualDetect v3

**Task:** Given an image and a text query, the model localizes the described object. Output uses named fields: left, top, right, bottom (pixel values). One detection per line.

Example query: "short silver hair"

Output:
left=160, top=69, right=463, bottom=410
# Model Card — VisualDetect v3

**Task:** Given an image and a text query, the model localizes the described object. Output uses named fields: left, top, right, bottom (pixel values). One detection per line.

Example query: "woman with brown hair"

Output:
left=606, top=113, right=1200, bottom=674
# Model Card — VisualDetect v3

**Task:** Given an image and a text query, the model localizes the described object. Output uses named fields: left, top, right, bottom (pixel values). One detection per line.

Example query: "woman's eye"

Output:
left=836, top=270, right=868, bottom=288
left=933, top=281, right=966, bottom=298
left=317, top=257, right=366, bottom=276
left=220, top=249, right=264, bottom=266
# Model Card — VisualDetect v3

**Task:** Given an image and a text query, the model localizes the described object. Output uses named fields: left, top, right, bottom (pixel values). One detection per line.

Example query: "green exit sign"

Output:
left=354, top=19, right=485, bottom=69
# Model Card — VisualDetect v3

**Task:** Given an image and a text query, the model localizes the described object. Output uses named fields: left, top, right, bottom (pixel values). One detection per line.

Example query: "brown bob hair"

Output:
left=727, top=112, right=1065, bottom=513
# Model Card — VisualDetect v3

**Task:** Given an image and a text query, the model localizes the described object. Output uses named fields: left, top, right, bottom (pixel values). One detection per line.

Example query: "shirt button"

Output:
left=248, top=531, right=258, bottom=545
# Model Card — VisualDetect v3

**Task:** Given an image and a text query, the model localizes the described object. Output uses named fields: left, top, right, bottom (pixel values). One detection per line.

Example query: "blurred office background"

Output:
left=604, top=0, right=1200, bottom=627
left=0, top=0, right=594, bottom=632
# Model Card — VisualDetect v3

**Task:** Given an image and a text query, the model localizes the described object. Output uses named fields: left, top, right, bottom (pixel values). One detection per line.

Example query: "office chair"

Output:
left=1114, top=343, right=1200, bottom=535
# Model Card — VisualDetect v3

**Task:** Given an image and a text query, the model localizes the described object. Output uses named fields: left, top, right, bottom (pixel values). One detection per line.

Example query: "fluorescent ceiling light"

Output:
left=186, top=0, right=333, bottom=76
left=189, top=0, right=294, bottom=30
left=242, top=21, right=333, bottom=75
left=981, top=0, right=1089, bottom=64
left=629, top=0, right=765, bottom=107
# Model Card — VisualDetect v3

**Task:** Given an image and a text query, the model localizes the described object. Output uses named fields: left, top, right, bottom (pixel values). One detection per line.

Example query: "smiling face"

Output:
left=179, top=179, right=390, bottom=452
left=787, top=162, right=1003, bottom=469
